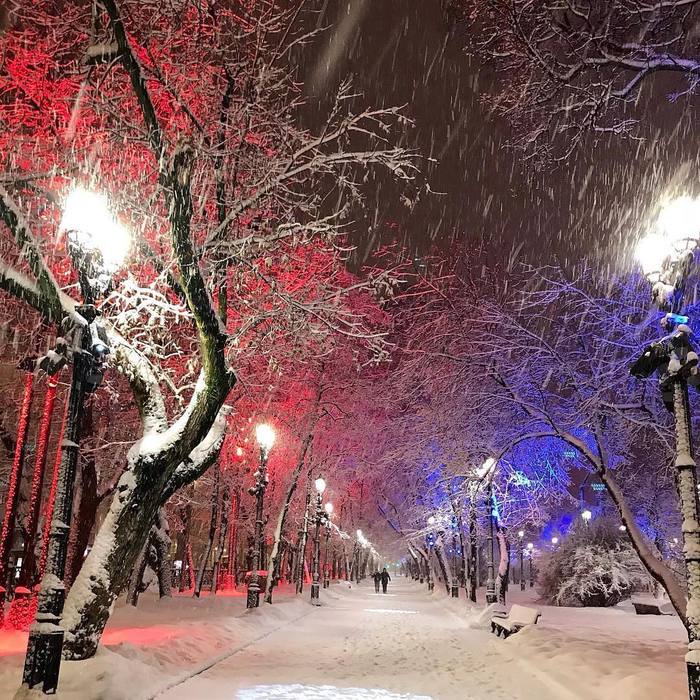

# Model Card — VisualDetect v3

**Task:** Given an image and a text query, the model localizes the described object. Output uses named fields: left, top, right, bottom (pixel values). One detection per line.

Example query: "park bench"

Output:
left=631, top=599, right=673, bottom=616
left=490, top=604, right=541, bottom=638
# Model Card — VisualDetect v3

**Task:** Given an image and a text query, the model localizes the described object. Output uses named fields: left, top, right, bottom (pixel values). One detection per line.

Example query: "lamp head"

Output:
left=324, top=502, right=333, bottom=515
left=255, top=423, right=275, bottom=453
left=526, top=542, right=534, bottom=551
left=314, top=476, right=326, bottom=495
left=581, top=509, right=592, bottom=522
left=427, top=515, right=436, bottom=526
left=61, top=187, right=130, bottom=274
left=518, top=530, right=524, bottom=539
left=551, top=536, right=559, bottom=545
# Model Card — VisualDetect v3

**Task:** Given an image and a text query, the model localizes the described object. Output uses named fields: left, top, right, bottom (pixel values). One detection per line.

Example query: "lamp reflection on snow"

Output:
left=236, top=685, right=433, bottom=699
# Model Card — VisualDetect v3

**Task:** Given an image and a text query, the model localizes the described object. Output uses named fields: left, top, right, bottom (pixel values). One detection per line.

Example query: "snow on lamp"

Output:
left=61, top=187, right=130, bottom=276
left=636, top=196, right=700, bottom=311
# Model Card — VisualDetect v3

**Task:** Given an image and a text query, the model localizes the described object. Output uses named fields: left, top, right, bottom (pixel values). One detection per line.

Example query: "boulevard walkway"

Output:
left=160, top=579, right=557, bottom=700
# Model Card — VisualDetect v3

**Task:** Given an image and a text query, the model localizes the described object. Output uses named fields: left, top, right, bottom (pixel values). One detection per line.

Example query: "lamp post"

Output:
left=518, top=530, right=525, bottom=591
left=246, top=423, right=275, bottom=609
left=475, top=458, right=498, bottom=604
left=526, top=542, right=534, bottom=588
left=22, top=188, right=130, bottom=694
left=323, top=502, right=333, bottom=589
left=631, top=195, right=700, bottom=697
left=310, top=476, right=326, bottom=606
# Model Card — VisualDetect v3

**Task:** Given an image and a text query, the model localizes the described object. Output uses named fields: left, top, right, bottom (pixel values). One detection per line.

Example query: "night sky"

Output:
left=296, top=0, right=699, bottom=273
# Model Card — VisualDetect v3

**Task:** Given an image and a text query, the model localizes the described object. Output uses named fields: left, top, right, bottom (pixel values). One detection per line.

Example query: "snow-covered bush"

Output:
left=539, top=519, right=651, bottom=607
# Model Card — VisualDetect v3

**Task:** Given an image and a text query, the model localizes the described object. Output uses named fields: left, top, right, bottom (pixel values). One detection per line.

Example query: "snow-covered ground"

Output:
left=0, top=579, right=689, bottom=699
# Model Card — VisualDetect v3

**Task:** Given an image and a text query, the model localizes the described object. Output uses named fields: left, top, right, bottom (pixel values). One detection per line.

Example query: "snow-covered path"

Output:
left=159, top=579, right=557, bottom=700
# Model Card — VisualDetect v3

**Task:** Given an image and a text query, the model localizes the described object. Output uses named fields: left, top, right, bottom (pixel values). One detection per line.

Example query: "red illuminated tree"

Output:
left=0, top=0, right=416, bottom=661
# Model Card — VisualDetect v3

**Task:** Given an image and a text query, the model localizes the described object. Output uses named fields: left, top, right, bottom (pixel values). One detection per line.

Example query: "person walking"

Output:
left=372, top=570, right=381, bottom=593
left=380, top=567, right=391, bottom=594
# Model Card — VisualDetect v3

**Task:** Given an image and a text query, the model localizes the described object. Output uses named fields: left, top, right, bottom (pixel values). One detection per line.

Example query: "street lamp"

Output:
left=632, top=195, right=700, bottom=695
left=526, top=542, right=534, bottom=588
left=310, top=476, right=327, bottom=606
left=246, top=423, right=275, bottom=609
left=581, top=509, right=592, bottom=526
left=23, top=187, right=130, bottom=694
left=551, top=537, right=559, bottom=546
left=518, top=530, right=525, bottom=591
left=478, top=458, right=498, bottom=605
left=323, top=502, right=333, bottom=589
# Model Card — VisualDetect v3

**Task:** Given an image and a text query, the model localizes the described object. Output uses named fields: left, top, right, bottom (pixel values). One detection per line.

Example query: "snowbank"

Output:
left=0, top=584, right=312, bottom=700
left=435, top=586, right=688, bottom=700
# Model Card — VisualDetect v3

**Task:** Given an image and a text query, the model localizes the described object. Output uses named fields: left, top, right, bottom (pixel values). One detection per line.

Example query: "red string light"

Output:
left=20, top=375, right=59, bottom=586
left=0, top=372, right=35, bottom=586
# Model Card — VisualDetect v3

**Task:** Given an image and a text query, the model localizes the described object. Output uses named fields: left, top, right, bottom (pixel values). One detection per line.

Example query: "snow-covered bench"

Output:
left=631, top=599, right=673, bottom=616
left=490, top=604, right=540, bottom=638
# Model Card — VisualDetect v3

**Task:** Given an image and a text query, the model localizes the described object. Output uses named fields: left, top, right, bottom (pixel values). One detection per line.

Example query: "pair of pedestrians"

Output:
left=372, top=568, right=391, bottom=594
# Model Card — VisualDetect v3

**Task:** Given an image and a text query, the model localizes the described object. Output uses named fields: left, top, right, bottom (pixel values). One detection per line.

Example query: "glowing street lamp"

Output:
left=247, top=423, right=275, bottom=609
left=526, top=542, right=535, bottom=588
left=551, top=537, right=559, bottom=546
left=633, top=196, right=700, bottom=694
left=255, top=423, right=276, bottom=456
left=581, top=509, right=592, bottom=526
left=23, top=187, right=131, bottom=693
left=310, top=476, right=328, bottom=605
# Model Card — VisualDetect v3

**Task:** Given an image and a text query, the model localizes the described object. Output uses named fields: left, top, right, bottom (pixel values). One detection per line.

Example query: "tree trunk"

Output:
left=211, top=485, right=229, bottom=593
left=61, top=415, right=223, bottom=661
left=264, top=434, right=313, bottom=603
left=178, top=502, right=193, bottom=593
left=152, top=509, right=172, bottom=599
left=295, top=493, right=311, bottom=594
left=127, top=539, right=150, bottom=607
left=195, top=470, right=220, bottom=598
left=64, top=455, right=99, bottom=589
left=434, top=541, right=450, bottom=594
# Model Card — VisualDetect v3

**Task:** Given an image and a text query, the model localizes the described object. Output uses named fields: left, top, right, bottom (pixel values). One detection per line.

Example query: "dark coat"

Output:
left=380, top=570, right=391, bottom=584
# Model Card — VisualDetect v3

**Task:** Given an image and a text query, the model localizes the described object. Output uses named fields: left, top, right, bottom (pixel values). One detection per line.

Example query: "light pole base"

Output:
left=310, top=582, right=321, bottom=606
left=427, top=581, right=434, bottom=591
left=22, top=625, right=64, bottom=694
left=246, top=582, right=260, bottom=609
left=486, top=593, right=497, bottom=604
left=323, top=577, right=329, bottom=589
left=450, top=585, right=459, bottom=598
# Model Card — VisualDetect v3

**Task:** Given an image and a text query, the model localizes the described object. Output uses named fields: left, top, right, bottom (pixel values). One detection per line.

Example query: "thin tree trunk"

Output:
left=152, top=509, right=172, bottom=599
left=195, top=470, right=220, bottom=598
left=495, top=528, right=509, bottom=605
left=265, top=433, right=313, bottom=603
left=211, top=484, right=229, bottom=593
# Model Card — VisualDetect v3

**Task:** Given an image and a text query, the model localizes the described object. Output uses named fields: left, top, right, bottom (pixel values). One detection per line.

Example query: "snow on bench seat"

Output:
left=490, top=604, right=540, bottom=638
